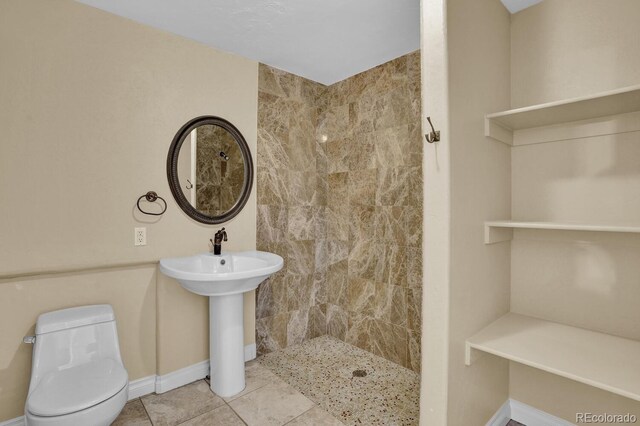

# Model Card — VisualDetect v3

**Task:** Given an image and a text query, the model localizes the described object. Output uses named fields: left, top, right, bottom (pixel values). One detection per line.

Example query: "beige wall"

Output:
left=446, top=0, right=512, bottom=423
left=419, top=0, right=451, bottom=422
left=420, top=0, right=512, bottom=424
left=511, top=0, right=640, bottom=107
left=0, top=0, right=257, bottom=421
left=510, top=0, right=640, bottom=420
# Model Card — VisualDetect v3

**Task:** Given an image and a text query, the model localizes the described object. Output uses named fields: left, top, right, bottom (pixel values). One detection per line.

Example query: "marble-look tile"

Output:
left=407, top=329, right=421, bottom=373
left=257, top=167, right=289, bottom=206
left=348, top=239, right=378, bottom=280
left=347, top=278, right=375, bottom=316
left=348, top=205, right=376, bottom=244
left=288, top=107, right=317, bottom=171
left=287, top=308, right=311, bottom=346
left=376, top=167, right=411, bottom=207
left=373, top=283, right=407, bottom=327
left=310, top=304, right=327, bottom=338
left=313, top=271, right=327, bottom=305
left=318, top=104, right=349, bottom=143
left=327, top=172, right=348, bottom=207
left=370, top=320, right=408, bottom=367
left=180, top=405, right=244, bottom=426
left=348, top=133, right=376, bottom=171
left=288, top=406, right=345, bottom=425
left=403, top=206, right=422, bottom=247
left=288, top=206, right=315, bottom=241
left=256, top=312, right=289, bottom=355
left=258, top=91, right=291, bottom=137
left=257, top=205, right=287, bottom=243
left=286, top=240, right=315, bottom=275
left=285, top=274, right=314, bottom=311
left=327, top=205, right=349, bottom=242
left=289, top=170, right=317, bottom=206
left=376, top=206, right=407, bottom=246
left=407, top=287, right=422, bottom=332
left=228, top=379, right=315, bottom=426
left=375, top=244, right=407, bottom=287
left=327, top=138, right=349, bottom=174
left=315, top=240, right=329, bottom=273
left=112, top=399, right=151, bottom=426
left=255, top=276, right=287, bottom=319
left=327, top=260, right=348, bottom=307
left=373, top=86, right=409, bottom=131
left=141, top=381, right=224, bottom=426
left=343, top=312, right=369, bottom=351
left=326, top=304, right=348, bottom=341
left=347, top=168, right=377, bottom=206
left=257, top=127, right=289, bottom=170
left=406, top=246, right=423, bottom=289
left=327, top=240, right=349, bottom=265
left=315, top=206, right=328, bottom=240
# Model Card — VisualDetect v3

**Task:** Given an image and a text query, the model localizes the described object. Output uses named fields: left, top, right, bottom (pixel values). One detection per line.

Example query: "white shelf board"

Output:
left=484, top=220, right=640, bottom=244
left=485, top=84, right=640, bottom=145
left=466, top=313, right=640, bottom=402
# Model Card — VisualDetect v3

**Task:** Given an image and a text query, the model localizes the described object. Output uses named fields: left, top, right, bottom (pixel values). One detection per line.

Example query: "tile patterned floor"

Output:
left=114, top=361, right=342, bottom=426
left=114, top=336, right=420, bottom=425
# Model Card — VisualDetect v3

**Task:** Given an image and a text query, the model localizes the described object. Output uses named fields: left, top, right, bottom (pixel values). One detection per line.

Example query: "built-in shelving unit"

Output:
left=485, top=84, right=640, bottom=145
left=474, top=84, right=640, bottom=405
left=466, top=313, right=640, bottom=402
left=484, top=220, right=640, bottom=244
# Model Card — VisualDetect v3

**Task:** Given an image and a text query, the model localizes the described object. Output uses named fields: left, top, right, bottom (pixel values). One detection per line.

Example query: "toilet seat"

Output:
left=27, top=358, right=128, bottom=417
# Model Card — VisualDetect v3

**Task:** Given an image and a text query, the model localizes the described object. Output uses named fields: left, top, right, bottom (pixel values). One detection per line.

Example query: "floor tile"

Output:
left=221, top=360, right=281, bottom=402
left=141, top=380, right=225, bottom=426
left=286, top=406, right=344, bottom=425
left=228, top=379, right=316, bottom=426
left=112, top=399, right=152, bottom=426
left=180, top=404, right=245, bottom=426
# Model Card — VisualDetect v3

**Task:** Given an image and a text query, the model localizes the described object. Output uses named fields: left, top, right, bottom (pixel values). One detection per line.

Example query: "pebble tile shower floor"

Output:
left=258, top=336, right=420, bottom=425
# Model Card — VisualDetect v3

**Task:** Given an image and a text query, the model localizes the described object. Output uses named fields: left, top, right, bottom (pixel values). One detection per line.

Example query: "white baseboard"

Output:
left=0, top=416, right=24, bottom=426
left=155, top=343, right=256, bottom=394
left=487, top=399, right=575, bottom=426
left=128, top=375, right=156, bottom=400
left=510, top=399, right=575, bottom=426
left=487, top=399, right=512, bottom=426
left=155, top=359, right=210, bottom=394
left=244, top=343, right=257, bottom=361
left=0, top=344, right=258, bottom=425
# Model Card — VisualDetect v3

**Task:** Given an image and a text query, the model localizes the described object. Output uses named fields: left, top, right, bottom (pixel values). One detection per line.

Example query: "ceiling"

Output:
left=500, top=0, right=544, bottom=14
left=76, top=0, right=420, bottom=85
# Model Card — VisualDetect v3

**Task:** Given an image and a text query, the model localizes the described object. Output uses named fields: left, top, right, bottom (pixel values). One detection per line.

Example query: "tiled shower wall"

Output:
left=256, top=51, right=422, bottom=372
left=255, top=65, right=328, bottom=353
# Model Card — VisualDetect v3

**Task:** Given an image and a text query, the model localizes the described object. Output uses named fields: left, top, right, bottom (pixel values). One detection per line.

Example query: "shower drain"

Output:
left=352, top=369, right=367, bottom=377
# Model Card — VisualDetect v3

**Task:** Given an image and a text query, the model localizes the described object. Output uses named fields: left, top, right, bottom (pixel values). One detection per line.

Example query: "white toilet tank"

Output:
left=28, top=304, right=124, bottom=393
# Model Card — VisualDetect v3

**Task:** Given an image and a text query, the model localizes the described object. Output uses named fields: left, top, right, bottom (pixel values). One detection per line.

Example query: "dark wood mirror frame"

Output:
left=167, top=116, right=253, bottom=224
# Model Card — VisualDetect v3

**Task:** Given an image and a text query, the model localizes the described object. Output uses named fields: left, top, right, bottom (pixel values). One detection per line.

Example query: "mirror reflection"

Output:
left=176, top=124, right=246, bottom=216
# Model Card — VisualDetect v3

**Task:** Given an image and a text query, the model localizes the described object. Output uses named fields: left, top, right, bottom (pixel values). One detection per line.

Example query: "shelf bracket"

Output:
left=484, top=224, right=513, bottom=244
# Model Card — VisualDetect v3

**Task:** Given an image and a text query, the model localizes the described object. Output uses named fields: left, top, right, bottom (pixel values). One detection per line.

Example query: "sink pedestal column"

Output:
left=209, top=293, right=245, bottom=397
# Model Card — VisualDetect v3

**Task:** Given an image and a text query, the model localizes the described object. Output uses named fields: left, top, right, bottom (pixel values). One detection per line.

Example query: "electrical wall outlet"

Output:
left=134, top=227, right=146, bottom=246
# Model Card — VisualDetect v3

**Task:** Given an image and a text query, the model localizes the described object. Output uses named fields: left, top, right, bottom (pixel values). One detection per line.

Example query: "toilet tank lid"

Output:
left=36, top=305, right=115, bottom=335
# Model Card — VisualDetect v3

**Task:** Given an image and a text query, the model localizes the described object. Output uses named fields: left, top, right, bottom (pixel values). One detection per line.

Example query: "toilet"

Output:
left=24, top=305, right=128, bottom=426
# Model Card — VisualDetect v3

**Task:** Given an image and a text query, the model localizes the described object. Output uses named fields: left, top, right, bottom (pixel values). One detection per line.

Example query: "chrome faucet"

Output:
left=210, top=228, right=227, bottom=255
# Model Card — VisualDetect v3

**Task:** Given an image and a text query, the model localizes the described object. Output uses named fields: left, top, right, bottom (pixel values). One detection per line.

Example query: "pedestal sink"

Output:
left=159, top=250, right=283, bottom=397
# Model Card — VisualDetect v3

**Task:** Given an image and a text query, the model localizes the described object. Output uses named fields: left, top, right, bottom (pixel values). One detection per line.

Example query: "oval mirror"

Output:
left=167, top=116, right=253, bottom=224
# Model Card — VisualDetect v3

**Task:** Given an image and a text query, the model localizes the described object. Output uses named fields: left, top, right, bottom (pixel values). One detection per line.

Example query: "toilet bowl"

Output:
left=24, top=305, right=128, bottom=426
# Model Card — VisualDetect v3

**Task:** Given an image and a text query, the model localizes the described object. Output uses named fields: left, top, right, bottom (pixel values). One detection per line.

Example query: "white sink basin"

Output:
left=159, top=250, right=283, bottom=296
